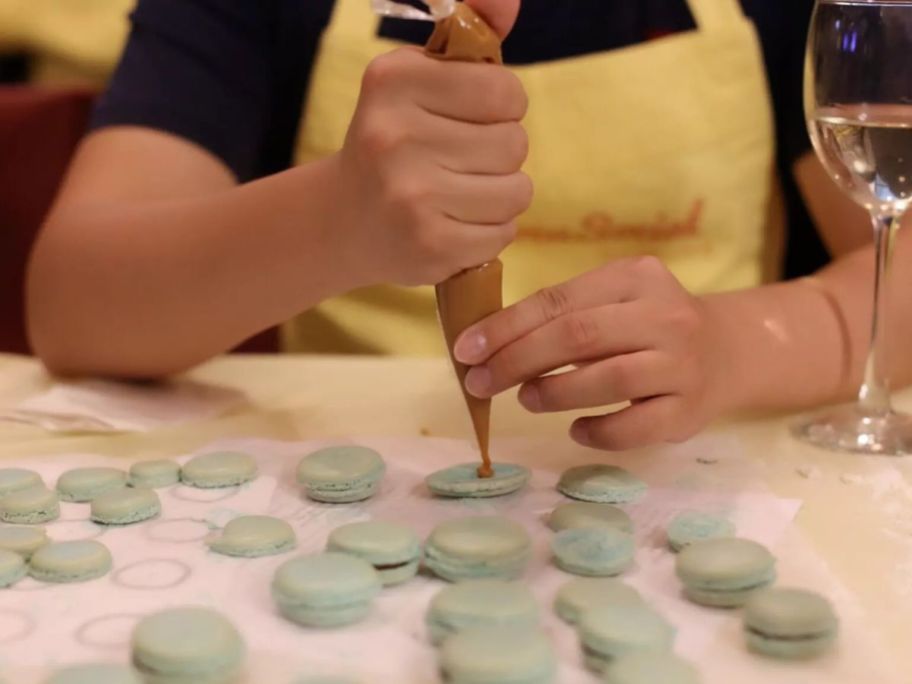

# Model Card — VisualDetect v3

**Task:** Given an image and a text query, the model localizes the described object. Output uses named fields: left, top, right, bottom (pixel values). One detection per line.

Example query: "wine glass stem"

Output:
left=858, top=212, right=902, bottom=415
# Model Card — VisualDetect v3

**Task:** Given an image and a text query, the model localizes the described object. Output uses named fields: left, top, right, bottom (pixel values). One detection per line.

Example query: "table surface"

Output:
left=2, top=352, right=911, bottom=681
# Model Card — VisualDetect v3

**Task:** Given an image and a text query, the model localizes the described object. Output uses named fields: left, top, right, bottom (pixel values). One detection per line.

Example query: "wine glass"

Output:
left=793, top=0, right=912, bottom=454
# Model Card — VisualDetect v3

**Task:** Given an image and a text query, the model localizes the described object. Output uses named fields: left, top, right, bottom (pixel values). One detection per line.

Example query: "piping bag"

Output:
left=426, top=3, right=505, bottom=479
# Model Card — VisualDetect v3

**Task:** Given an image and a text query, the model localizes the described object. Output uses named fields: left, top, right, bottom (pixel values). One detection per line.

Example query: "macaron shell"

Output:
left=327, top=521, right=421, bottom=566
left=683, top=577, right=775, bottom=608
left=0, top=486, right=60, bottom=524
left=551, top=528, right=635, bottom=577
left=91, top=487, right=161, bottom=525
left=376, top=559, right=420, bottom=586
left=746, top=628, right=836, bottom=660
left=603, top=652, right=702, bottom=684
left=44, top=664, right=143, bottom=684
left=579, top=604, right=676, bottom=668
left=425, top=463, right=530, bottom=498
left=272, top=553, right=381, bottom=620
left=548, top=502, right=633, bottom=533
left=667, top=511, right=735, bottom=552
left=743, top=587, right=838, bottom=659
left=440, top=626, right=557, bottom=684
left=129, top=459, right=181, bottom=488
left=676, top=538, right=777, bottom=591
left=553, top=578, right=643, bottom=625
left=131, top=607, right=245, bottom=681
left=56, top=467, right=128, bottom=502
left=0, top=468, right=43, bottom=496
left=279, top=601, right=373, bottom=628
left=557, top=465, right=646, bottom=504
left=296, top=447, right=385, bottom=502
left=29, top=540, right=112, bottom=583
left=425, top=516, right=532, bottom=582
left=209, top=515, right=297, bottom=558
left=426, top=579, right=539, bottom=644
left=0, top=548, right=27, bottom=587
left=181, top=451, right=258, bottom=488
left=0, top=525, right=49, bottom=558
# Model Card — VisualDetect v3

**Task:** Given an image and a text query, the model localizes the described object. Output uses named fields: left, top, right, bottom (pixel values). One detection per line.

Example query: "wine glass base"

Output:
left=791, top=404, right=912, bottom=456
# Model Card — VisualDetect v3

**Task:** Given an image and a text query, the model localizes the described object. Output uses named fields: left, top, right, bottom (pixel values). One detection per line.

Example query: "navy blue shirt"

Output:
left=93, top=0, right=825, bottom=275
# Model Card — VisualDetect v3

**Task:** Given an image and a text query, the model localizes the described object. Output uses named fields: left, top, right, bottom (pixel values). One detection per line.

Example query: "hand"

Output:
left=452, top=257, right=734, bottom=450
left=335, top=2, right=530, bottom=287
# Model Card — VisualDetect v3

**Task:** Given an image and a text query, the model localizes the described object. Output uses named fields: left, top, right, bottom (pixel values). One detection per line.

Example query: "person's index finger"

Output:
left=453, top=263, right=638, bottom=364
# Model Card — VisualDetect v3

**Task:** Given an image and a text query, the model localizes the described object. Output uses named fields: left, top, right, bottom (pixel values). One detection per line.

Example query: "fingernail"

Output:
left=464, top=366, right=492, bottom=397
left=571, top=421, right=591, bottom=446
left=519, top=384, right=542, bottom=412
left=455, top=330, right=487, bottom=364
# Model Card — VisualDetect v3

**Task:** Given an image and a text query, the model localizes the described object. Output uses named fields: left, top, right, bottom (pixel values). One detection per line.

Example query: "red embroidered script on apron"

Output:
left=518, top=199, right=704, bottom=243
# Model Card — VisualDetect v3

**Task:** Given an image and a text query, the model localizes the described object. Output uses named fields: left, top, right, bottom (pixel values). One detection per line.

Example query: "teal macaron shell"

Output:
left=0, top=525, right=49, bottom=558
left=553, top=578, right=643, bottom=625
left=579, top=604, right=675, bottom=673
left=129, top=459, right=181, bottom=488
left=0, top=548, right=27, bottom=587
left=272, top=552, right=381, bottom=627
left=131, top=606, right=245, bottom=683
left=440, top=625, right=557, bottom=684
left=426, top=463, right=530, bottom=498
left=743, top=587, right=838, bottom=659
left=296, top=446, right=386, bottom=503
left=56, top=467, right=128, bottom=502
left=666, top=512, right=735, bottom=552
left=0, top=468, right=43, bottom=496
left=426, top=579, right=539, bottom=644
left=326, top=520, right=420, bottom=585
left=557, top=465, right=646, bottom=504
left=181, top=451, right=258, bottom=488
left=91, top=487, right=161, bottom=525
left=548, top=502, right=633, bottom=533
left=29, top=540, right=112, bottom=583
left=43, top=664, right=143, bottom=684
left=603, top=652, right=702, bottom=684
left=425, top=516, right=532, bottom=582
left=208, top=515, right=297, bottom=558
left=0, top=486, right=60, bottom=524
left=676, top=538, right=776, bottom=607
left=552, top=528, right=635, bottom=577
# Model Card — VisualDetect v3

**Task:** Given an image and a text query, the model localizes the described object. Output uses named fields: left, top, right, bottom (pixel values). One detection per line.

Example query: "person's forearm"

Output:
left=704, top=230, right=912, bottom=413
left=27, top=155, right=362, bottom=378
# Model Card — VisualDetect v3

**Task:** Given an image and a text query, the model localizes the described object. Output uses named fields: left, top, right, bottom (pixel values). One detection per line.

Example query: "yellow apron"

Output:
left=286, top=0, right=774, bottom=355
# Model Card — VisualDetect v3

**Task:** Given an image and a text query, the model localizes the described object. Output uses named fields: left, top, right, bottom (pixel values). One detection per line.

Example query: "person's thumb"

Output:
left=463, top=0, right=520, bottom=39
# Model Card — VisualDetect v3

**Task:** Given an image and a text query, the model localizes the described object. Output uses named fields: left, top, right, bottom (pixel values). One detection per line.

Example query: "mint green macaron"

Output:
left=131, top=606, right=245, bottom=683
left=43, top=664, right=143, bottom=684
left=554, top=578, right=643, bottom=625
left=29, top=540, right=112, bottom=583
left=548, top=502, right=633, bottom=534
left=666, top=512, right=735, bottom=552
left=129, top=460, right=181, bottom=489
left=676, top=538, right=776, bottom=608
left=552, top=528, right=635, bottom=577
left=296, top=446, right=386, bottom=503
left=326, top=521, right=421, bottom=585
left=426, top=579, right=539, bottom=645
left=426, top=463, right=530, bottom=499
left=208, top=515, right=296, bottom=558
left=425, top=516, right=532, bottom=582
left=0, top=525, right=49, bottom=558
left=91, top=487, right=161, bottom=525
left=0, top=548, right=27, bottom=587
left=603, top=652, right=701, bottom=684
left=181, top=451, right=257, bottom=489
left=57, top=467, right=128, bottom=503
left=0, top=468, right=43, bottom=496
left=439, top=626, right=557, bottom=684
left=557, top=465, right=646, bottom=504
left=743, top=587, right=838, bottom=659
left=0, top=486, right=60, bottom=524
left=273, top=553, right=382, bottom=628
left=578, top=604, right=675, bottom=673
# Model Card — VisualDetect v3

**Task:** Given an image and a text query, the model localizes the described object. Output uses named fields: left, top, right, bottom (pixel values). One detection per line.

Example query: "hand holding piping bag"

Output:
left=425, top=0, right=522, bottom=478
